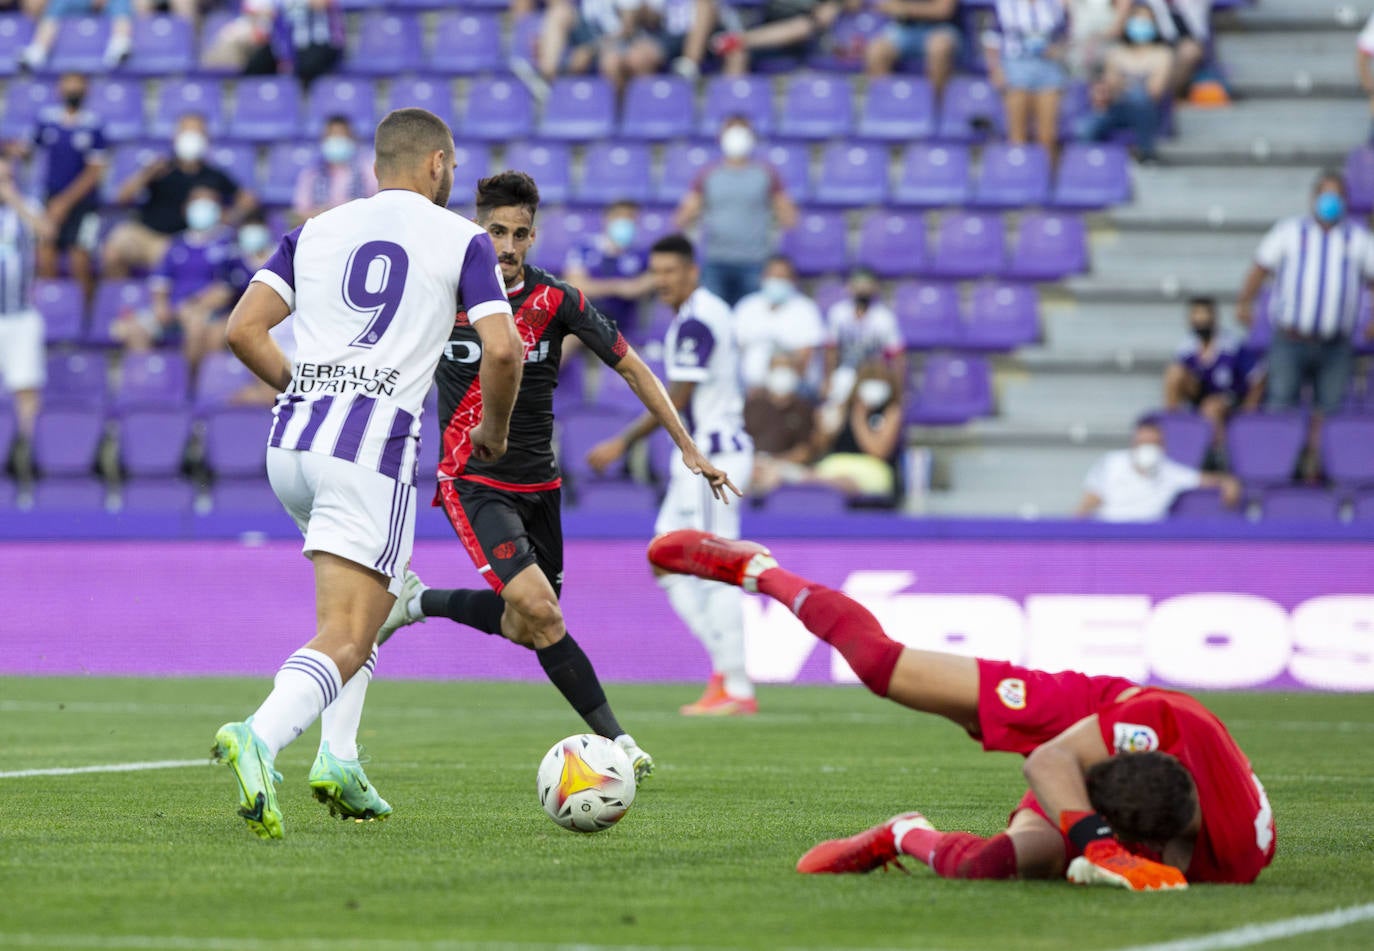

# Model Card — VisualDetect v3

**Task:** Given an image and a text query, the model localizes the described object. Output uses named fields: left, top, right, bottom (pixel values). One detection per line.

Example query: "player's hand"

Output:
left=468, top=420, right=508, bottom=462
left=682, top=444, right=742, bottom=504
left=586, top=436, right=626, bottom=475
left=1066, top=840, right=1188, bottom=892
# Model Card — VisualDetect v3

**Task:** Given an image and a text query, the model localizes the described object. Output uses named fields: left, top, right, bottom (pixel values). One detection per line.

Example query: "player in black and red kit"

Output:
left=378, top=172, right=740, bottom=778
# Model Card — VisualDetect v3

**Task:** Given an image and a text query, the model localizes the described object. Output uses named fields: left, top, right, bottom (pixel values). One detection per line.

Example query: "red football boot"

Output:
left=647, top=530, right=777, bottom=591
left=796, top=812, right=932, bottom=874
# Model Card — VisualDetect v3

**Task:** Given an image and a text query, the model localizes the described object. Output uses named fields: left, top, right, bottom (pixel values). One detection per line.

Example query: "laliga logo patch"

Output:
left=1114, top=722, right=1160, bottom=753
left=996, top=678, right=1027, bottom=711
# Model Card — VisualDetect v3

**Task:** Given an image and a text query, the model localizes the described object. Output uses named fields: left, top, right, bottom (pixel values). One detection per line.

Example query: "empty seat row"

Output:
left=1158, top=411, right=1374, bottom=490
left=37, top=349, right=260, bottom=412
left=1171, top=486, right=1374, bottom=523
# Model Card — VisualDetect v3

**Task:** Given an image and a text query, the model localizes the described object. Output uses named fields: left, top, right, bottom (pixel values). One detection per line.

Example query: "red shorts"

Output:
left=974, top=659, right=1137, bottom=756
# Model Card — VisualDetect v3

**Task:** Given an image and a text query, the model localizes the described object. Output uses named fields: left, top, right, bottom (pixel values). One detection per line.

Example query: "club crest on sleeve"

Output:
left=1114, top=722, right=1160, bottom=753
left=492, top=541, right=517, bottom=560
left=996, top=678, right=1027, bottom=711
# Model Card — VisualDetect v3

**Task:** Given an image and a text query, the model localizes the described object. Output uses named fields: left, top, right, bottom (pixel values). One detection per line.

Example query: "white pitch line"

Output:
left=0, top=759, right=210, bottom=779
left=1115, top=902, right=1374, bottom=951
left=0, top=936, right=931, bottom=951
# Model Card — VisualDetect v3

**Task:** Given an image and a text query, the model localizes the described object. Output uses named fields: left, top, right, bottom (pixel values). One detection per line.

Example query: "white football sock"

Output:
left=251, top=648, right=342, bottom=757
left=319, top=647, right=376, bottom=761
left=660, top=573, right=720, bottom=658
left=703, top=583, right=753, bottom=699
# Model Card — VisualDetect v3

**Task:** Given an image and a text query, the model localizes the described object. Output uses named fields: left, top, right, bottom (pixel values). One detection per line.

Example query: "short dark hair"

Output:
left=606, top=199, right=640, bottom=215
left=475, top=170, right=541, bottom=221
left=1186, top=296, right=1216, bottom=315
left=764, top=254, right=796, bottom=276
left=850, top=266, right=878, bottom=283
left=374, top=108, right=453, bottom=177
left=1135, top=414, right=1163, bottom=432
left=324, top=114, right=353, bottom=131
left=1313, top=168, right=1346, bottom=196
left=650, top=233, right=696, bottom=262
left=1087, top=752, right=1197, bottom=844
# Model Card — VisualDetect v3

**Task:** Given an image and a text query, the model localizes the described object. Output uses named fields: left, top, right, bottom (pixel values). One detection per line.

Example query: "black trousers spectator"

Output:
left=245, top=43, right=341, bottom=88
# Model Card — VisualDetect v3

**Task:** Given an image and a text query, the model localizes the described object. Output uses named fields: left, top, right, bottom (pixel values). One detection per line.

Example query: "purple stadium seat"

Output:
left=0, top=81, right=55, bottom=140
left=1007, top=212, right=1088, bottom=280
left=1259, top=486, right=1341, bottom=522
left=1227, top=412, right=1308, bottom=486
left=152, top=78, right=226, bottom=138
left=195, top=351, right=255, bottom=411
left=88, top=281, right=151, bottom=346
left=114, top=352, right=190, bottom=410
left=426, top=11, right=503, bottom=74
left=658, top=141, right=717, bottom=203
left=779, top=210, right=848, bottom=276
left=509, top=13, right=543, bottom=65
left=1353, top=490, right=1374, bottom=522
left=305, top=77, right=377, bottom=136
left=87, top=78, right=144, bottom=142
left=1169, top=488, right=1240, bottom=521
left=540, top=78, right=615, bottom=141
left=45, top=349, right=106, bottom=408
left=32, top=279, right=85, bottom=345
left=32, top=478, right=108, bottom=512
left=621, top=76, right=695, bottom=140
left=858, top=77, right=936, bottom=141
left=1156, top=411, right=1211, bottom=469
left=229, top=78, right=302, bottom=142
left=558, top=407, right=639, bottom=482
left=0, top=15, right=35, bottom=78
left=386, top=76, right=456, bottom=126
left=778, top=75, right=854, bottom=139
left=47, top=17, right=110, bottom=74
left=118, top=478, right=196, bottom=514
left=207, top=142, right=258, bottom=195
left=1053, top=144, right=1132, bottom=208
left=907, top=354, right=994, bottom=425
left=814, top=142, right=888, bottom=207
left=212, top=478, right=285, bottom=514
left=759, top=141, right=812, bottom=201
left=32, top=408, right=104, bottom=477
left=260, top=141, right=317, bottom=205
left=203, top=407, right=270, bottom=478
left=104, top=142, right=165, bottom=203
left=699, top=76, right=774, bottom=136
left=447, top=143, right=492, bottom=205
left=854, top=210, right=926, bottom=277
left=576, top=143, right=653, bottom=205
left=502, top=141, right=570, bottom=204
left=973, top=144, right=1051, bottom=208
left=1321, top=415, right=1374, bottom=491
left=963, top=282, right=1040, bottom=351
left=892, top=281, right=962, bottom=349
left=528, top=208, right=601, bottom=272
left=1344, top=146, right=1374, bottom=215
left=929, top=211, right=1006, bottom=279
left=127, top=15, right=195, bottom=75
left=570, top=479, right=659, bottom=512
left=894, top=144, right=971, bottom=207
left=0, top=475, right=14, bottom=512
left=763, top=483, right=849, bottom=515
left=812, top=278, right=848, bottom=315
left=463, top=78, right=535, bottom=142
left=119, top=409, right=192, bottom=477
left=937, top=77, right=1004, bottom=141
left=348, top=11, right=422, bottom=76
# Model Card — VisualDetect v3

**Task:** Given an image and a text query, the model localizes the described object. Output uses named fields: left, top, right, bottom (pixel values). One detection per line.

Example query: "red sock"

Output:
left=757, top=569, right=903, bottom=697
left=928, top=832, right=1018, bottom=880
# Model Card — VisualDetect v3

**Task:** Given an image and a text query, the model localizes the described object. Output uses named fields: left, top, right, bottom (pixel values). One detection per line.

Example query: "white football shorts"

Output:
left=0, top=310, right=46, bottom=392
left=654, top=446, right=754, bottom=540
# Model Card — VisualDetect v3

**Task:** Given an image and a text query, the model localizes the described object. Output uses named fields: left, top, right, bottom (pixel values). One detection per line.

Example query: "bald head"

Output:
left=373, top=108, right=456, bottom=206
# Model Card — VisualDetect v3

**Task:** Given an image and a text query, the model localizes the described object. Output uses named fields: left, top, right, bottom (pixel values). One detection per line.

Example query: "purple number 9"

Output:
left=343, top=240, right=410, bottom=349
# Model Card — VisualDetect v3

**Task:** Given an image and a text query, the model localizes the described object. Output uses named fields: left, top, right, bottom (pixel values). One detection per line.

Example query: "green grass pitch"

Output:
left=1, top=677, right=1372, bottom=951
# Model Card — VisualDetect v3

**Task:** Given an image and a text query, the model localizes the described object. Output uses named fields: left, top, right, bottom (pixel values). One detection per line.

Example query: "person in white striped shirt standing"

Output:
left=0, top=156, right=50, bottom=476
left=1237, top=171, right=1374, bottom=420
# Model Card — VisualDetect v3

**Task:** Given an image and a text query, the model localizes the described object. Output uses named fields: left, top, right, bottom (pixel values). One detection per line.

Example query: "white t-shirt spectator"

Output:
left=1083, top=449, right=1201, bottom=522
left=1360, top=14, right=1374, bottom=55
left=735, top=290, right=826, bottom=390
left=826, top=298, right=904, bottom=369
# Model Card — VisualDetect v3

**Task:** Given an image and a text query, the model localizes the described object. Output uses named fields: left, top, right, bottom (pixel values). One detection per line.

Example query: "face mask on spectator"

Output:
left=857, top=379, right=892, bottom=409
left=239, top=223, right=271, bottom=255
left=606, top=218, right=636, bottom=249
left=1315, top=192, right=1345, bottom=224
left=766, top=366, right=800, bottom=399
left=63, top=90, right=86, bottom=110
left=186, top=198, right=221, bottom=232
left=321, top=135, right=356, bottom=165
left=761, top=277, right=793, bottom=305
left=1132, top=442, right=1164, bottom=473
left=1192, top=322, right=1215, bottom=343
left=1125, top=17, right=1157, bottom=44
left=174, top=130, right=208, bottom=163
left=853, top=291, right=875, bottom=309
left=721, top=126, right=755, bottom=160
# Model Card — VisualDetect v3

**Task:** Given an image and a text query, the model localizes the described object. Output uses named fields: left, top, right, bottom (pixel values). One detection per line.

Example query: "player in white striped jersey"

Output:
left=587, top=234, right=757, bottom=716
left=212, top=109, right=522, bottom=839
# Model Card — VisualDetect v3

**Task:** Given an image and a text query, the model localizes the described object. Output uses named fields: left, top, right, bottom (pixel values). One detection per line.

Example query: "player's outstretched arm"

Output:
left=226, top=282, right=293, bottom=392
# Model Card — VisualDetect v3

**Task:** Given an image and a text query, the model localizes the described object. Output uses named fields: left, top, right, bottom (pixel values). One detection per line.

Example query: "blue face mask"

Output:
left=761, top=277, right=793, bottom=306
left=606, top=218, right=636, bottom=249
left=1315, top=192, right=1345, bottom=224
left=321, top=135, right=356, bottom=165
left=1125, top=17, right=1157, bottom=44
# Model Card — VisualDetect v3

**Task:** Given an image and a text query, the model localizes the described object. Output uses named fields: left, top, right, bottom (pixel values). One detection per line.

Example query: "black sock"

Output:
left=420, top=588, right=506, bottom=635
left=536, top=634, right=624, bottom=739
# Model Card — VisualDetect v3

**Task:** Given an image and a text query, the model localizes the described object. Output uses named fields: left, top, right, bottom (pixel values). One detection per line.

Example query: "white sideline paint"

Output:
left=1116, top=902, right=1374, bottom=951
left=0, top=759, right=209, bottom=779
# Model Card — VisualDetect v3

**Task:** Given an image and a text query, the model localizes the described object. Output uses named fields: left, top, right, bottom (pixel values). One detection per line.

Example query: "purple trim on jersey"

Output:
left=457, top=232, right=506, bottom=312
left=672, top=317, right=716, bottom=370
left=1290, top=223, right=1310, bottom=335
left=377, top=407, right=415, bottom=481
left=331, top=395, right=376, bottom=464
left=268, top=395, right=303, bottom=448
left=1337, top=224, right=1357, bottom=335
left=375, top=480, right=408, bottom=576
left=263, top=224, right=305, bottom=294
left=1311, top=225, right=1330, bottom=336
left=293, top=395, right=335, bottom=452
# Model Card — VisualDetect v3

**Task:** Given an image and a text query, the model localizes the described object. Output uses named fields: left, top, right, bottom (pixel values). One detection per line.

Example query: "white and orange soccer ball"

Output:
left=536, top=734, right=636, bottom=833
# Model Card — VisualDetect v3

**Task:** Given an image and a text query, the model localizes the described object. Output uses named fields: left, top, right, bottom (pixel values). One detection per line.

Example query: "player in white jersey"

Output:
left=212, top=109, right=522, bottom=839
left=587, top=234, right=756, bottom=715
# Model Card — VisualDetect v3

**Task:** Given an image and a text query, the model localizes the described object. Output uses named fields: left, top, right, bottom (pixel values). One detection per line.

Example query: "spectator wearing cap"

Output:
left=1077, top=416, right=1239, bottom=521
left=1163, top=297, right=1264, bottom=454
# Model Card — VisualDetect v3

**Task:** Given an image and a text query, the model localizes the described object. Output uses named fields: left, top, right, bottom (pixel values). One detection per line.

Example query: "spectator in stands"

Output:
left=515, top=0, right=623, bottom=100
left=0, top=156, right=48, bottom=479
left=1077, top=416, right=1239, bottom=521
left=1077, top=1, right=1173, bottom=164
left=202, top=0, right=278, bottom=73
left=227, top=211, right=293, bottom=407
left=291, top=116, right=377, bottom=226
left=21, top=72, right=105, bottom=299
left=1066, top=0, right=1119, bottom=77
left=112, top=186, right=243, bottom=369
left=1163, top=297, right=1264, bottom=456
left=809, top=359, right=905, bottom=500
left=862, top=0, right=961, bottom=113
left=20, top=0, right=134, bottom=72
left=985, top=0, right=1070, bottom=161
left=245, top=0, right=346, bottom=89
left=746, top=353, right=820, bottom=495
left=563, top=199, right=655, bottom=337
left=599, top=0, right=720, bottom=89
left=710, top=1, right=864, bottom=76
left=1358, top=13, right=1374, bottom=141
left=103, top=114, right=257, bottom=278
left=674, top=116, right=798, bottom=306
left=1112, top=0, right=1210, bottom=99
left=823, top=267, right=905, bottom=408
left=734, top=255, right=826, bottom=394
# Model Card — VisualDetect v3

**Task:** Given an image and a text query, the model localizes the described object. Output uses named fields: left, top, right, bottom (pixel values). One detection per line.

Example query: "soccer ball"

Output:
left=536, top=734, right=636, bottom=833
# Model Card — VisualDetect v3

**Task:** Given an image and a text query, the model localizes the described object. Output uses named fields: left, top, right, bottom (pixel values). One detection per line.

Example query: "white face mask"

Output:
left=185, top=198, right=221, bottom=232
left=766, top=365, right=800, bottom=399
left=856, top=379, right=892, bottom=409
left=720, top=125, right=755, bottom=160
left=1132, top=442, right=1164, bottom=473
left=760, top=277, right=793, bottom=306
left=174, top=129, right=208, bottom=163
left=238, top=223, right=271, bottom=255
